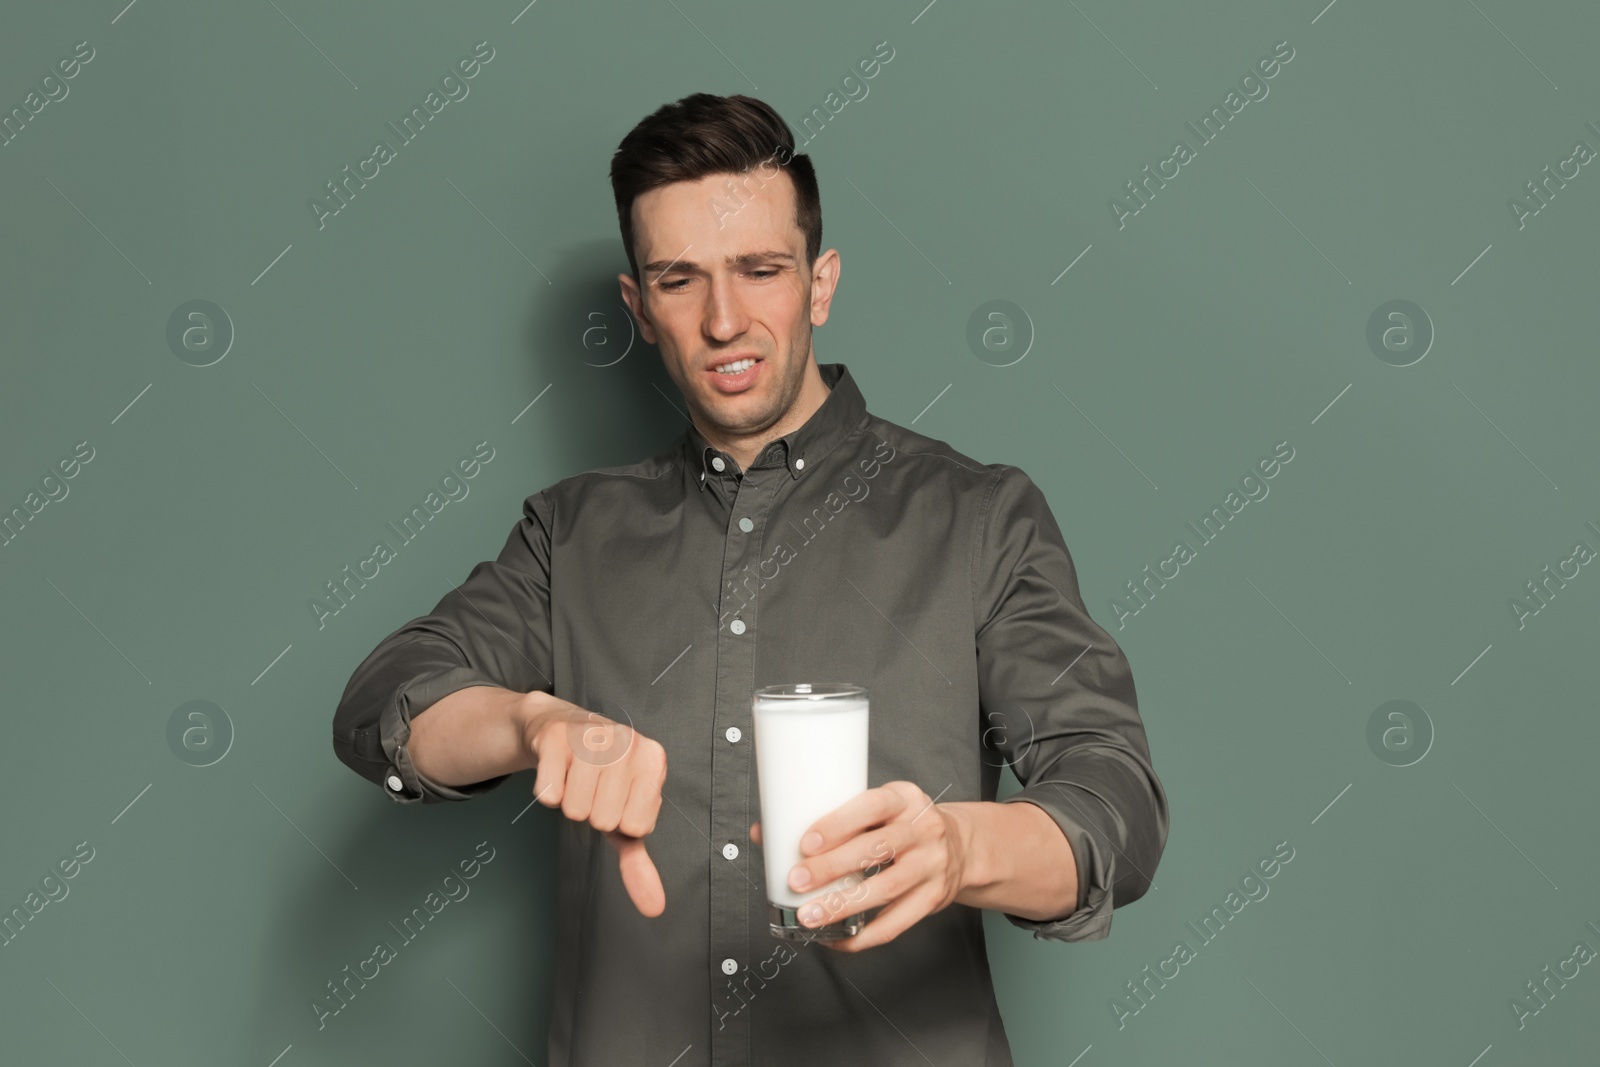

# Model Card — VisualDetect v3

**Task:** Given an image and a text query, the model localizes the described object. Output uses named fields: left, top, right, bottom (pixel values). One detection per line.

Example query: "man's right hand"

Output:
left=523, top=698, right=668, bottom=918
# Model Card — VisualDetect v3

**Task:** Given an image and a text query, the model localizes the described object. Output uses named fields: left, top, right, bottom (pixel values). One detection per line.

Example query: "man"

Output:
left=332, top=92, right=1167, bottom=1066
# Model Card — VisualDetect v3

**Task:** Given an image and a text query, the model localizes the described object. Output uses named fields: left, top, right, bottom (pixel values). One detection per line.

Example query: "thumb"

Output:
left=606, top=829, right=666, bottom=918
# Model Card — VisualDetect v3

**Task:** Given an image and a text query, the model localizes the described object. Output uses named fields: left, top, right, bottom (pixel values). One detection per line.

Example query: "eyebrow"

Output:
left=643, top=250, right=796, bottom=275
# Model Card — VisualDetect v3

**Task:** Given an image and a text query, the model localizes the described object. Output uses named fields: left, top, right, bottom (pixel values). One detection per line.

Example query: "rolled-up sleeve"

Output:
left=331, top=488, right=556, bottom=805
left=974, top=465, right=1169, bottom=942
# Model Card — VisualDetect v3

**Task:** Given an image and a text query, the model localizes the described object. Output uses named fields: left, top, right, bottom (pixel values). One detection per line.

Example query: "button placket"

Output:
left=708, top=464, right=773, bottom=1063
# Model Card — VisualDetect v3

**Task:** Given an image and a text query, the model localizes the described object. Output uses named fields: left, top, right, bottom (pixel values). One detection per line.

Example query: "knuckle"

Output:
left=640, top=746, right=668, bottom=785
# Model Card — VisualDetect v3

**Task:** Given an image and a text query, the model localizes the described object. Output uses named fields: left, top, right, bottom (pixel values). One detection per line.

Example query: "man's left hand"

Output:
left=749, top=780, right=970, bottom=953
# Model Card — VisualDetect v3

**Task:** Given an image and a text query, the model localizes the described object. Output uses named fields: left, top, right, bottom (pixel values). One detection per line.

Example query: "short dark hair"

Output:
left=609, top=93, right=821, bottom=284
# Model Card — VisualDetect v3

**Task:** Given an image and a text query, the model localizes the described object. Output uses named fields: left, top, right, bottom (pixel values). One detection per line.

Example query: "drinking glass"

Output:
left=752, top=683, right=871, bottom=940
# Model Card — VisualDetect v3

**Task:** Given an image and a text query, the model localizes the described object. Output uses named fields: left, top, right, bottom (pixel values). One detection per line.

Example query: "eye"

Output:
left=749, top=269, right=778, bottom=280
left=659, top=278, right=690, bottom=292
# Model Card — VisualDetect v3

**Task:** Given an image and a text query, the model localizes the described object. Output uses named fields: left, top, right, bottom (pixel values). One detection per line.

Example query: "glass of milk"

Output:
left=752, top=682, right=872, bottom=940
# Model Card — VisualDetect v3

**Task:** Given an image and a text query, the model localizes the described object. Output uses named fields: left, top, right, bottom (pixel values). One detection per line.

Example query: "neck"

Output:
left=699, top=358, right=830, bottom=471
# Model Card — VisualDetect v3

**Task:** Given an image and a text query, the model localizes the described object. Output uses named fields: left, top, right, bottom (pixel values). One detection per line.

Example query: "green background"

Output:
left=3, top=0, right=1597, bottom=1063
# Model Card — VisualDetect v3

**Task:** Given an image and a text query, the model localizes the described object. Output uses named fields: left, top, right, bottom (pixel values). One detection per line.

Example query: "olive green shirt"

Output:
left=332, top=361, right=1168, bottom=1066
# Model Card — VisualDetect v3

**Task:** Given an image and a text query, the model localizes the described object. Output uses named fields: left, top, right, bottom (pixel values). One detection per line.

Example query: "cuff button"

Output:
left=386, top=774, right=404, bottom=792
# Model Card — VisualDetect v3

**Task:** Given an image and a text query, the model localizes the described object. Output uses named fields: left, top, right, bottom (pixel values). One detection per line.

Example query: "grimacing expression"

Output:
left=618, top=167, right=839, bottom=444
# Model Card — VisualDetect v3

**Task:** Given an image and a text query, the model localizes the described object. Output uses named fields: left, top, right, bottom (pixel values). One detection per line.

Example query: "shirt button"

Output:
left=386, top=775, right=403, bottom=792
left=725, top=726, right=741, bottom=743
left=795, top=457, right=805, bottom=470
left=738, top=517, right=753, bottom=533
left=722, top=843, right=739, bottom=861
left=711, top=456, right=726, bottom=472
left=730, top=619, right=746, bottom=635
left=721, top=958, right=738, bottom=975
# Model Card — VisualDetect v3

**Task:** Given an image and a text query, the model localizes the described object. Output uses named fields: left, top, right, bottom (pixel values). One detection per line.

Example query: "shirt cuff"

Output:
left=996, top=787, right=1115, bottom=942
left=377, top=665, right=516, bottom=805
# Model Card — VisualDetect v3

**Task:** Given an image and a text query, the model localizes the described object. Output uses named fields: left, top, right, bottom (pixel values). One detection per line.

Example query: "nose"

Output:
left=704, top=272, right=749, bottom=343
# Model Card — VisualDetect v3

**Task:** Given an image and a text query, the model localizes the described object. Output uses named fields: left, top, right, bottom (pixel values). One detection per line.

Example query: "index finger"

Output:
left=799, top=785, right=907, bottom=857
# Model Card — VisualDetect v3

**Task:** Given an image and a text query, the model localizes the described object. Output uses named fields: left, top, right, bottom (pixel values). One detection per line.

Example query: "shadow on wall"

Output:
left=521, top=240, right=686, bottom=480
left=253, top=253, right=675, bottom=1060
left=250, top=777, right=560, bottom=1061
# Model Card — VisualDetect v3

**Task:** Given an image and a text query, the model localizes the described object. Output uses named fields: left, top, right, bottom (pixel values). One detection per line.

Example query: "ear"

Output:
left=618, top=271, right=658, bottom=345
left=808, top=249, right=841, bottom=328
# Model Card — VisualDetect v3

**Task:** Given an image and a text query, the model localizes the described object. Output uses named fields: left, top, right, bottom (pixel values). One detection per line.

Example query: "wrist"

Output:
left=514, top=689, right=561, bottom=753
left=941, top=801, right=1002, bottom=894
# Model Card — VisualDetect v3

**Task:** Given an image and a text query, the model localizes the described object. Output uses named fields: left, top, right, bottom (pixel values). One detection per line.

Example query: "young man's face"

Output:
left=618, top=167, right=840, bottom=449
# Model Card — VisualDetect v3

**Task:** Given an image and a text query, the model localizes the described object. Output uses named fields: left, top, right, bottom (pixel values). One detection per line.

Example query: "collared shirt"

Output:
left=332, top=361, right=1168, bottom=1067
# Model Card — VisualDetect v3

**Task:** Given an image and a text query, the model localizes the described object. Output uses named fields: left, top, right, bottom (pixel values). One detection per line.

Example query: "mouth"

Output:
left=705, top=355, right=764, bottom=394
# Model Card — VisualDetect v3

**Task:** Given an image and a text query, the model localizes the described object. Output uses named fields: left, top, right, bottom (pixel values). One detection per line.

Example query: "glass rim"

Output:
left=752, top=682, right=867, bottom=702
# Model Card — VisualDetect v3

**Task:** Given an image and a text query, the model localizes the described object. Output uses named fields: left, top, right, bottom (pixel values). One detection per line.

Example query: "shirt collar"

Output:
left=684, top=362, right=867, bottom=490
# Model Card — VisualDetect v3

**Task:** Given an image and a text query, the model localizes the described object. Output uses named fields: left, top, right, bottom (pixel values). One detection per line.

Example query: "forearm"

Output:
left=942, top=799, right=1079, bottom=922
left=407, top=685, right=550, bottom=787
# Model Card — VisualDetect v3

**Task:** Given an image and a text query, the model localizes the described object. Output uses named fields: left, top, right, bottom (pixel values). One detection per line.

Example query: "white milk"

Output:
left=752, top=685, right=869, bottom=910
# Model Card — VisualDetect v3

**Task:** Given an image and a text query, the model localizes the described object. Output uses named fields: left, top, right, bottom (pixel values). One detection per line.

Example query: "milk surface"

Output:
left=752, top=691, right=869, bottom=909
